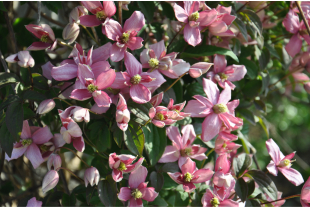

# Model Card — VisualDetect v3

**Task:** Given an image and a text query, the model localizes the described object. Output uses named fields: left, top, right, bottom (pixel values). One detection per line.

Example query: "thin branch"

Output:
left=256, top=2, right=276, bottom=14
left=163, top=71, right=187, bottom=93
left=260, top=194, right=300, bottom=205
left=167, top=25, right=185, bottom=51
left=0, top=49, right=9, bottom=73
left=236, top=2, right=248, bottom=13
left=61, top=147, right=90, bottom=168
left=58, top=169, right=70, bottom=195
left=296, top=1, right=310, bottom=35
left=91, top=27, right=99, bottom=44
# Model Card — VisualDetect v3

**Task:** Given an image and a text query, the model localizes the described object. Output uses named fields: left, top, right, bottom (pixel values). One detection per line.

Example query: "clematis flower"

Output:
left=159, top=125, right=207, bottom=167
left=5, top=51, right=35, bottom=68
left=84, top=167, right=100, bottom=187
left=301, top=177, right=310, bottom=207
left=25, top=24, right=57, bottom=51
left=60, top=120, right=85, bottom=152
left=150, top=92, right=164, bottom=107
left=149, top=106, right=177, bottom=128
left=214, top=131, right=241, bottom=155
left=266, top=138, right=304, bottom=186
left=167, top=98, right=191, bottom=121
left=263, top=192, right=286, bottom=207
left=26, top=197, right=42, bottom=207
left=110, top=52, right=166, bottom=103
left=189, top=62, right=213, bottom=78
left=70, top=64, right=116, bottom=107
left=116, top=94, right=130, bottom=131
left=184, top=78, right=243, bottom=142
left=80, top=1, right=116, bottom=27
left=201, top=188, right=239, bottom=207
left=283, top=9, right=310, bottom=57
left=69, top=6, right=88, bottom=24
left=42, top=170, right=59, bottom=193
left=207, top=55, right=247, bottom=90
left=47, top=154, right=62, bottom=171
left=5, top=120, right=53, bottom=169
left=140, top=40, right=190, bottom=79
left=109, top=153, right=144, bottom=182
left=173, top=1, right=218, bottom=46
left=168, top=158, right=214, bottom=192
left=58, top=106, right=90, bottom=123
left=104, top=11, right=145, bottom=62
left=118, top=166, right=158, bottom=206
left=37, top=99, right=55, bottom=114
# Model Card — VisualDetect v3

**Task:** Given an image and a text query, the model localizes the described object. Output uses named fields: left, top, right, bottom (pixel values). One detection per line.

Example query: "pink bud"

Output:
left=69, top=6, right=88, bottom=23
left=6, top=51, right=35, bottom=68
left=121, top=1, right=130, bottom=10
left=37, top=99, right=55, bottom=114
left=63, top=23, right=80, bottom=44
left=47, top=154, right=62, bottom=171
left=84, top=167, right=100, bottom=187
left=42, top=170, right=59, bottom=193
left=26, top=197, right=42, bottom=207
left=71, top=107, right=90, bottom=123
left=116, top=94, right=130, bottom=131
left=150, top=92, right=163, bottom=108
left=304, top=82, right=310, bottom=94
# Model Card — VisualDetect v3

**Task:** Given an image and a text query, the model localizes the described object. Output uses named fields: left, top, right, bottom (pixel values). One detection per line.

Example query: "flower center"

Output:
left=181, top=147, right=192, bottom=157
left=96, top=11, right=106, bottom=21
left=130, top=74, right=142, bottom=85
left=210, top=197, right=220, bottom=207
left=121, top=32, right=130, bottom=43
left=148, top=58, right=159, bottom=68
left=107, top=87, right=120, bottom=95
left=118, top=161, right=127, bottom=171
left=218, top=73, right=228, bottom=81
left=189, top=11, right=199, bottom=21
left=279, top=159, right=295, bottom=168
left=87, top=84, right=98, bottom=93
left=21, top=139, right=32, bottom=146
left=222, top=143, right=227, bottom=148
left=213, top=104, right=228, bottom=114
left=184, top=172, right=193, bottom=182
left=40, top=35, right=49, bottom=43
left=40, top=145, right=49, bottom=153
left=155, top=113, right=165, bottom=121
left=131, top=189, right=143, bottom=200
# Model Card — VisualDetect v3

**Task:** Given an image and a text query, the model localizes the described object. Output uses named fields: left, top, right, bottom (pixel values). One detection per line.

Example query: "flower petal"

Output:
left=118, top=187, right=132, bottom=201
left=203, top=78, right=219, bottom=104
left=32, top=126, right=53, bottom=144
left=25, top=144, right=44, bottom=169
left=201, top=113, right=221, bottom=142
left=183, top=24, right=201, bottom=47
left=141, top=187, right=158, bottom=202
left=129, top=166, right=147, bottom=189
left=279, top=167, right=304, bottom=186
left=158, top=145, right=180, bottom=163
left=130, top=84, right=151, bottom=104
left=125, top=52, right=142, bottom=77
left=123, top=11, right=145, bottom=32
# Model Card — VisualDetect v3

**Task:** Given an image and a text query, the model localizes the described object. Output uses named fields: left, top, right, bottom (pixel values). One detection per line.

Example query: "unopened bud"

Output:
left=63, top=23, right=80, bottom=44
left=47, top=154, right=62, bottom=171
left=42, top=170, right=59, bottom=193
left=37, top=99, right=55, bottom=114
left=69, top=6, right=88, bottom=23
left=84, top=167, right=100, bottom=187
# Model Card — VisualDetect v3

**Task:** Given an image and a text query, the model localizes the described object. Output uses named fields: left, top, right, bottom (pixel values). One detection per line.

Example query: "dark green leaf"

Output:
left=265, top=44, right=280, bottom=59
left=161, top=2, right=175, bottom=20
left=148, top=195, right=168, bottom=207
left=239, top=58, right=258, bottom=79
left=238, top=109, right=256, bottom=125
left=62, top=193, right=76, bottom=206
left=255, top=46, right=270, bottom=70
left=143, top=124, right=167, bottom=166
left=184, top=82, right=205, bottom=101
left=98, top=175, right=118, bottom=207
left=112, top=123, right=123, bottom=148
left=23, top=103, right=36, bottom=120
left=245, top=170, right=278, bottom=200
left=234, top=18, right=248, bottom=41
left=150, top=171, right=164, bottom=192
left=0, top=121, right=14, bottom=157
left=0, top=72, right=20, bottom=86
left=6, top=101, right=23, bottom=139
left=0, top=1, right=7, bottom=12
left=254, top=100, right=266, bottom=112
left=175, top=190, right=190, bottom=207
left=235, top=178, right=248, bottom=202
left=242, top=80, right=262, bottom=99
left=123, top=122, right=145, bottom=157
left=245, top=198, right=261, bottom=207
left=0, top=95, right=20, bottom=112
left=22, top=90, right=47, bottom=101
left=247, top=179, right=256, bottom=196
left=160, top=162, right=180, bottom=173
left=32, top=73, right=49, bottom=90
left=233, top=153, right=252, bottom=177
left=42, top=1, right=62, bottom=14
left=128, top=101, right=152, bottom=125
left=137, top=2, right=155, bottom=23
left=88, top=121, right=111, bottom=152
left=86, top=185, right=96, bottom=205
left=242, top=9, right=263, bottom=36
left=150, top=23, right=164, bottom=42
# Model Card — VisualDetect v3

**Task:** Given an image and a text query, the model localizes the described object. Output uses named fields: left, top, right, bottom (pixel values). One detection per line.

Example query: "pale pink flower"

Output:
left=26, top=197, right=42, bottom=207
left=266, top=138, right=304, bottom=186
left=104, top=11, right=145, bottom=62
left=69, top=6, right=88, bottom=24
left=301, top=177, right=310, bottom=207
left=47, top=153, right=62, bottom=171
left=80, top=1, right=116, bottom=27
left=214, top=131, right=241, bottom=155
left=25, top=24, right=57, bottom=51
left=5, top=120, right=53, bottom=169
left=184, top=78, right=243, bottom=142
left=116, top=94, right=130, bottom=131
left=42, top=170, right=59, bottom=193
left=140, top=40, right=190, bottom=79
left=207, top=55, right=247, bottom=90
left=118, top=166, right=158, bottom=206
left=109, top=153, right=144, bottom=182
left=167, top=98, right=191, bottom=121
left=159, top=125, right=207, bottom=167
left=37, top=99, right=55, bottom=114
left=58, top=106, right=90, bottom=123
left=148, top=106, right=177, bottom=128
left=189, top=62, right=213, bottom=78
left=263, top=192, right=286, bottom=207
left=168, top=158, right=214, bottom=192
left=84, top=167, right=100, bottom=187
left=201, top=189, right=239, bottom=207
left=5, top=51, right=35, bottom=68
left=63, top=23, right=80, bottom=44
left=173, top=1, right=218, bottom=46
left=60, top=120, right=85, bottom=152
left=149, top=92, right=164, bottom=107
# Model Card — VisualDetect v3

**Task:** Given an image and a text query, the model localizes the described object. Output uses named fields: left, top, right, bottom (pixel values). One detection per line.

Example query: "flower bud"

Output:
left=6, top=51, right=35, bottom=68
left=63, top=23, right=80, bottom=44
left=213, top=172, right=234, bottom=188
left=42, top=170, right=59, bottom=193
left=26, top=197, right=42, bottom=207
left=37, top=99, right=55, bottom=114
left=69, top=6, right=88, bottom=23
left=84, top=167, right=100, bottom=187
left=189, top=62, right=213, bottom=78
left=121, top=1, right=130, bottom=10
left=47, top=154, right=62, bottom=171
left=71, top=107, right=90, bottom=123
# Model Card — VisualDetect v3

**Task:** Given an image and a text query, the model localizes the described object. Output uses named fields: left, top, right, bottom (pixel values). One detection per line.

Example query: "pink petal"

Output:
left=201, top=113, right=221, bottom=142
left=78, top=64, right=94, bottom=86
left=184, top=24, right=201, bottom=47
left=67, top=121, right=83, bottom=137
left=110, top=43, right=126, bottom=62
left=26, top=197, right=42, bottom=207
left=217, top=83, right=231, bottom=104
left=198, top=9, right=218, bottom=26
left=5, top=143, right=28, bottom=161
left=91, top=103, right=109, bottom=114
left=79, top=15, right=102, bottom=27
left=102, top=1, right=116, bottom=17
left=130, top=84, right=151, bottom=104
left=32, top=126, right=53, bottom=144
left=70, top=89, right=92, bottom=101
left=265, top=138, right=282, bottom=165
left=141, top=187, right=158, bottom=201
left=214, top=55, right=227, bottom=73
left=220, top=199, right=240, bottom=207
left=96, top=69, right=116, bottom=90
left=181, top=124, right=196, bottom=147
left=41, top=61, right=54, bottom=80
left=91, top=61, right=111, bottom=78
left=142, top=70, right=166, bottom=89
left=25, top=144, right=44, bottom=169
left=215, top=154, right=230, bottom=173
left=209, top=21, right=228, bottom=36
left=267, top=160, right=278, bottom=176
left=110, top=71, right=130, bottom=89
left=226, top=65, right=247, bottom=82
left=92, top=42, right=112, bottom=63
left=73, top=136, right=85, bottom=152
left=184, top=99, right=211, bottom=118
left=149, top=40, right=166, bottom=59
left=129, top=166, right=147, bottom=189
left=279, top=167, right=304, bottom=186
left=51, top=64, right=78, bottom=81
left=81, top=1, right=102, bottom=14
left=27, top=42, right=51, bottom=51
left=167, top=172, right=183, bottom=184
left=158, top=145, right=180, bottom=163
left=104, top=19, right=123, bottom=41
left=173, top=4, right=188, bottom=23
left=203, top=78, right=219, bottom=104
left=125, top=52, right=142, bottom=77
left=124, top=11, right=145, bottom=32
left=93, top=90, right=112, bottom=107
left=192, top=169, right=214, bottom=183
left=285, top=34, right=302, bottom=57
left=283, top=151, right=296, bottom=161
left=149, top=107, right=156, bottom=119
left=21, top=120, right=32, bottom=139
left=118, top=187, right=132, bottom=201
left=112, top=169, right=123, bottom=182
left=183, top=182, right=196, bottom=192
left=152, top=120, right=165, bottom=128
left=166, top=126, right=182, bottom=149
left=283, top=9, right=300, bottom=34
left=127, top=37, right=144, bottom=50
left=184, top=1, right=199, bottom=15
left=181, top=158, right=196, bottom=174
left=221, top=13, right=236, bottom=26
left=129, top=198, right=143, bottom=207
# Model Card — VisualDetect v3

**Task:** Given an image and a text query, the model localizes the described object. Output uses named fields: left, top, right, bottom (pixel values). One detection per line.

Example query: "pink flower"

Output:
left=301, top=177, right=310, bottom=207
left=159, top=125, right=207, bottom=167
left=70, top=64, right=116, bottom=107
left=201, top=189, right=239, bottom=207
left=60, top=120, right=85, bottom=152
left=266, top=138, right=304, bottom=186
left=42, top=170, right=59, bottom=193
left=59, top=106, right=90, bottom=123
left=214, top=131, right=241, bottom=155
left=25, top=24, right=57, bottom=51
left=37, top=99, right=55, bottom=114
left=5, top=120, right=53, bottom=169
left=189, top=62, right=213, bottom=78
left=116, top=94, right=130, bottom=131
left=80, top=1, right=116, bottom=27
left=84, top=167, right=100, bottom=187
left=283, top=9, right=310, bottom=57
left=168, top=158, right=214, bottom=192
left=26, top=197, right=42, bottom=207
left=150, top=92, right=164, bottom=107
left=184, top=78, right=243, bottom=142
left=149, top=106, right=177, bottom=128
left=5, top=51, right=35, bottom=68
left=140, top=40, right=190, bottom=79
left=263, top=192, right=286, bottom=207
left=104, top=11, right=145, bottom=62
left=173, top=1, right=218, bottom=46
left=207, top=55, right=247, bottom=90
left=167, top=98, right=191, bottom=121
left=69, top=6, right=88, bottom=24
left=109, top=153, right=144, bottom=182
left=47, top=154, right=62, bottom=171
left=110, top=52, right=166, bottom=104
left=118, top=166, right=158, bottom=206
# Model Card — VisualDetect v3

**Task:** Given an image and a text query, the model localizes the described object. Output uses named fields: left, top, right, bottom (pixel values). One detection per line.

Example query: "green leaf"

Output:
left=123, top=122, right=145, bottom=157
left=233, top=153, right=252, bottom=178
left=6, top=101, right=23, bottom=139
left=128, top=101, right=152, bottom=125
left=242, top=80, right=262, bottom=99
left=150, top=171, right=164, bottom=192
left=160, top=162, right=180, bottom=173
left=235, top=178, right=248, bottom=202
left=91, top=157, right=109, bottom=178
left=239, top=58, right=258, bottom=79
left=238, top=109, right=256, bottom=125
left=0, top=95, right=20, bottom=112
left=0, top=1, right=7, bottom=12
left=42, top=1, right=62, bottom=14
left=234, top=18, right=248, bottom=42
left=23, top=103, right=36, bottom=120
left=62, top=193, right=76, bottom=206
left=258, top=116, right=269, bottom=138
left=150, top=23, right=164, bottom=41
left=181, top=45, right=239, bottom=63
left=88, top=121, right=111, bottom=152
left=0, top=121, right=15, bottom=157
left=242, top=9, right=263, bottom=36
left=161, top=2, right=175, bottom=20
left=32, top=73, right=49, bottom=90
left=148, top=195, right=168, bottom=207
left=184, top=82, right=205, bottom=101
left=0, top=72, right=20, bottom=86
left=247, top=179, right=256, bottom=196
left=137, top=2, right=155, bottom=23
left=265, top=44, right=280, bottom=59
left=254, top=100, right=266, bottom=112
left=255, top=46, right=270, bottom=70
left=86, top=185, right=96, bottom=205
left=245, top=198, right=261, bottom=207
left=244, top=170, right=278, bottom=200
left=98, top=175, right=118, bottom=207
left=112, top=124, right=123, bottom=148
left=22, top=90, right=47, bottom=101
left=175, top=190, right=189, bottom=207
left=143, top=124, right=167, bottom=166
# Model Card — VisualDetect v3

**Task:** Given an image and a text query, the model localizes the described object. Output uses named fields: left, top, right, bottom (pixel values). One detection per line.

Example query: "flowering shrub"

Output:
left=1, top=1, right=310, bottom=207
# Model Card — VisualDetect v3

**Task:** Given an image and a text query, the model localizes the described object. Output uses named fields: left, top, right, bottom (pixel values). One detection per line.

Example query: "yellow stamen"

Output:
left=130, top=74, right=142, bottom=85
left=213, top=104, right=228, bottom=114
left=131, top=189, right=143, bottom=199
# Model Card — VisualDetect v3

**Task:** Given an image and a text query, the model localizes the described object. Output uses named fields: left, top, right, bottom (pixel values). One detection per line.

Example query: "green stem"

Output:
left=260, top=194, right=301, bottom=205
left=81, top=25, right=100, bottom=45
left=57, top=40, right=73, bottom=49
left=167, top=24, right=185, bottom=50
left=163, top=71, right=188, bottom=93
left=269, top=66, right=304, bottom=88
left=53, top=97, right=73, bottom=106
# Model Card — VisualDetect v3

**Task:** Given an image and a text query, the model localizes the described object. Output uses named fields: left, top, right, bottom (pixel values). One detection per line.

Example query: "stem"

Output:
left=236, top=2, right=248, bottom=13
left=260, top=194, right=301, bottom=205
left=269, top=66, right=304, bottom=88
left=57, top=167, right=84, bottom=183
left=167, top=25, right=185, bottom=51
left=163, top=71, right=187, bottom=93
left=252, top=154, right=261, bottom=170
left=206, top=148, right=214, bottom=157
left=61, top=147, right=90, bottom=168
left=53, top=97, right=73, bottom=106
left=200, top=148, right=214, bottom=169
left=91, top=27, right=99, bottom=44
left=81, top=25, right=100, bottom=45
left=118, top=2, right=123, bottom=72
left=58, top=169, right=70, bottom=195
left=56, top=82, right=75, bottom=96
left=57, top=40, right=74, bottom=49
left=265, top=7, right=288, bottom=21
left=296, top=1, right=310, bottom=36
left=27, top=67, right=34, bottom=90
